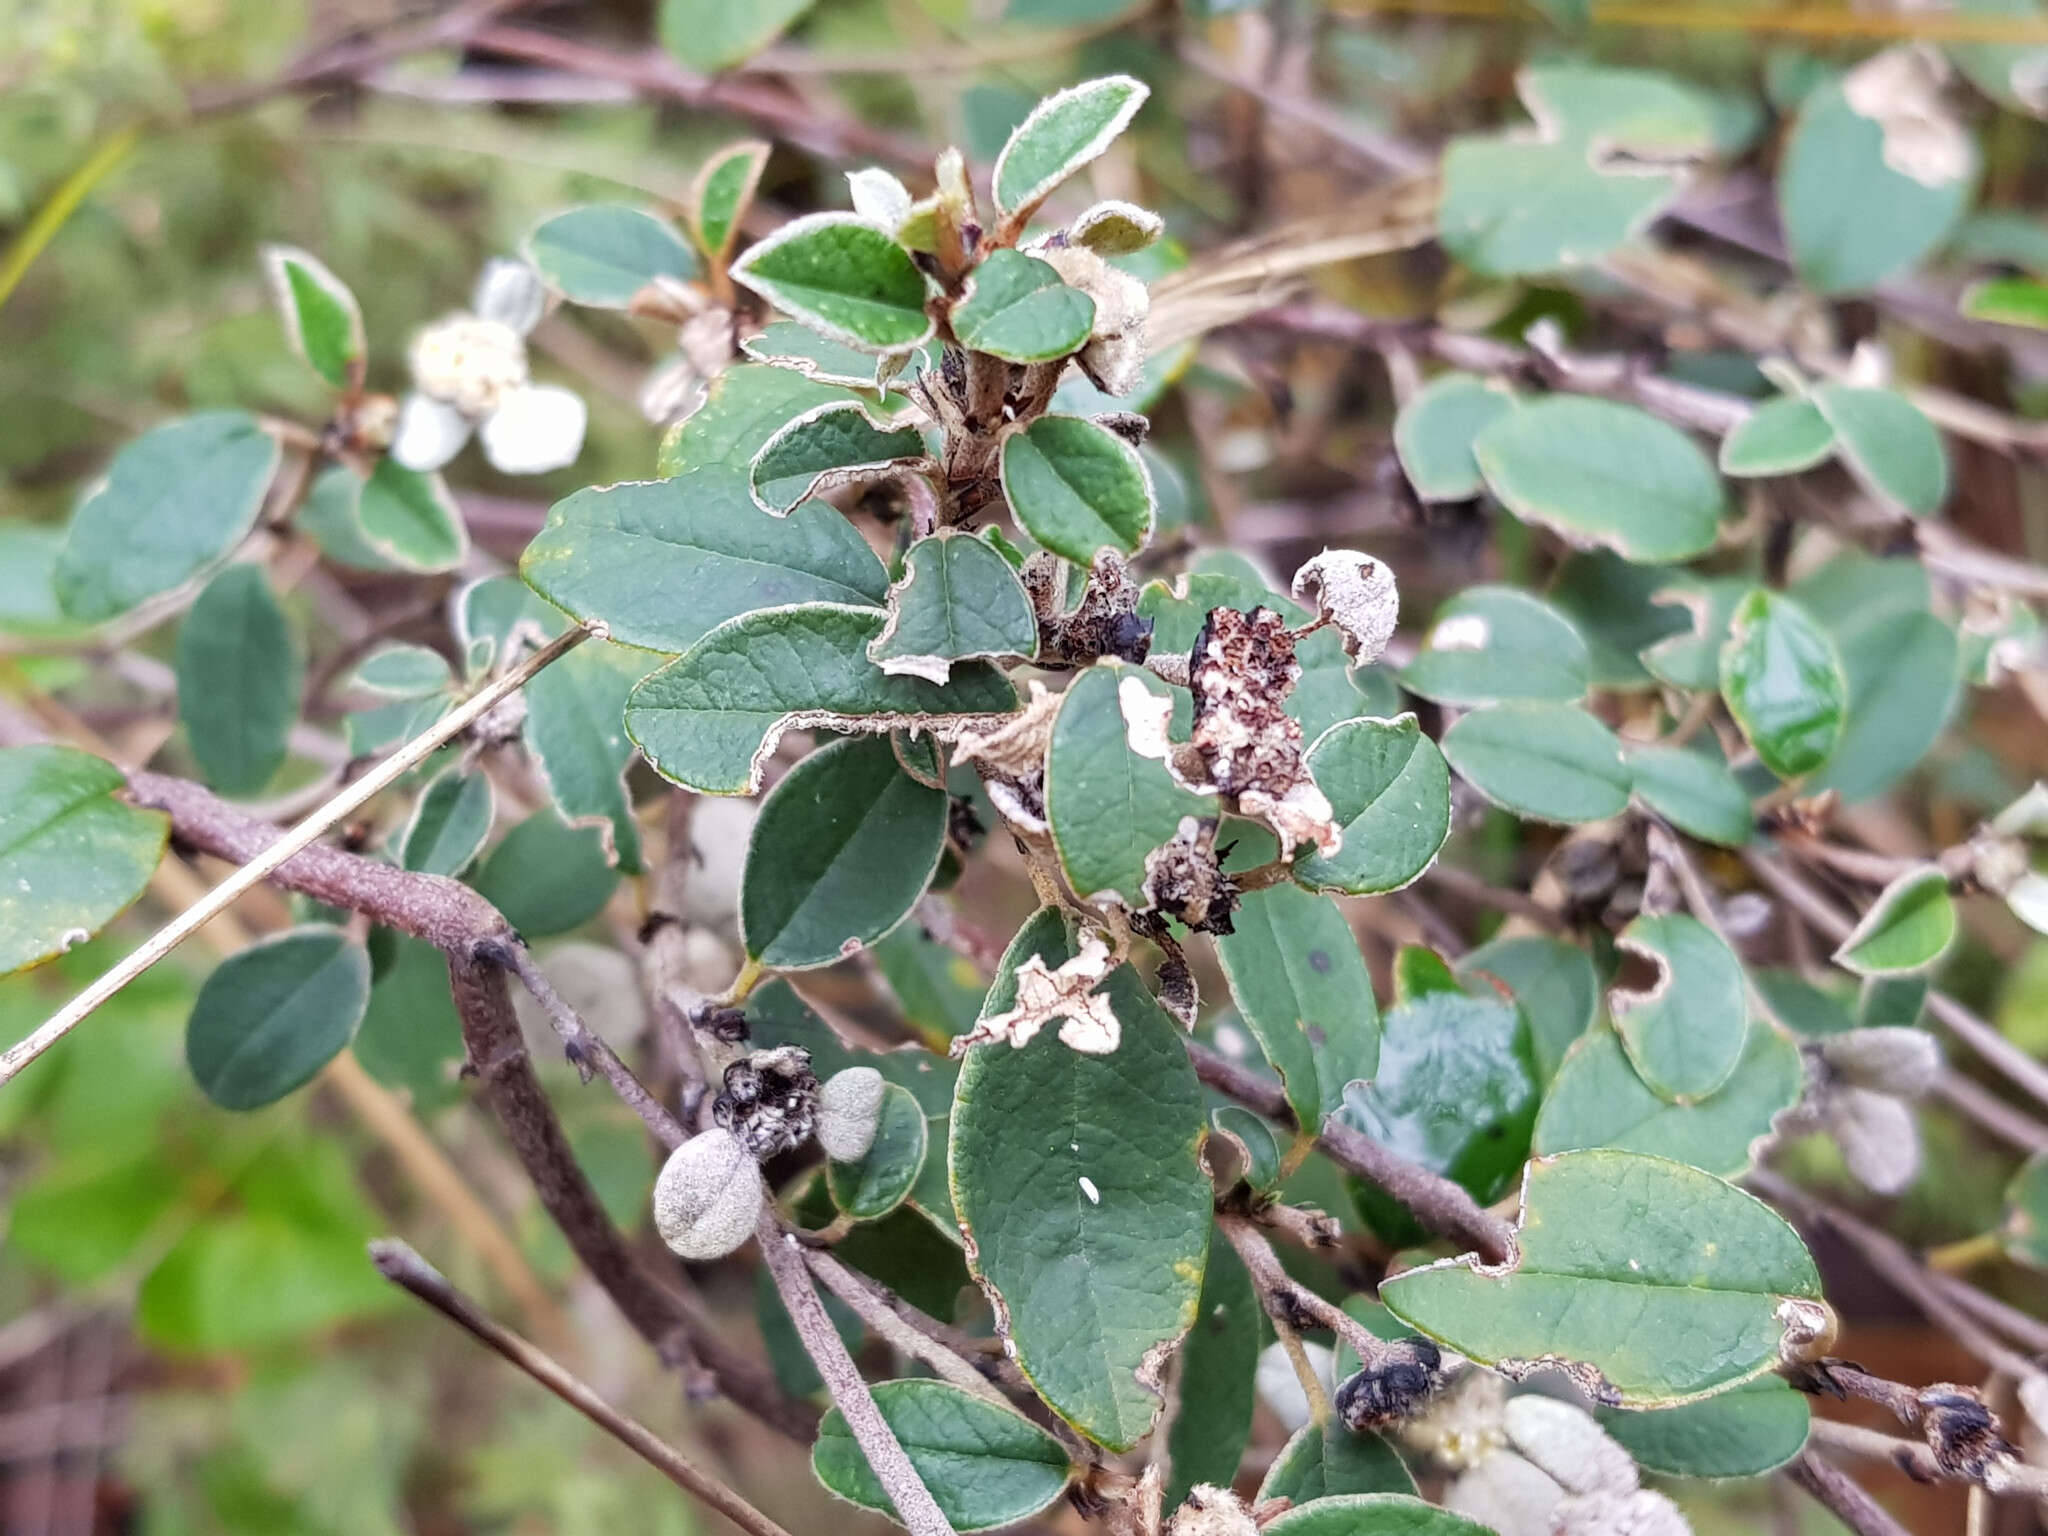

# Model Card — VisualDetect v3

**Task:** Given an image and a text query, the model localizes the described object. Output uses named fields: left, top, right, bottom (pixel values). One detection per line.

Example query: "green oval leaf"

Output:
left=261, top=246, right=364, bottom=389
left=1545, top=551, right=1692, bottom=692
left=871, top=530, right=1039, bottom=683
left=1812, top=385, right=1948, bottom=518
left=1165, top=1231, right=1260, bottom=1508
left=2001, top=1151, right=2048, bottom=1268
left=1719, top=589, right=1849, bottom=779
left=1458, top=934, right=1599, bottom=1085
left=397, top=767, right=495, bottom=877
left=1216, top=879, right=1380, bottom=1131
left=731, top=214, right=933, bottom=353
left=626, top=604, right=1016, bottom=795
left=1343, top=985, right=1536, bottom=1245
left=1000, top=413, right=1152, bottom=563
left=689, top=140, right=771, bottom=264
left=750, top=400, right=926, bottom=515
left=1046, top=664, right=1213, bottom=908
left=1780, top=77, right=1975, bottom=294
left=185, top=928, right=371, bottom=1109
left=992, top=76, right=1149, bottom=219
left=1261, top=1493, right=1490, bottom=1536
left=658, top=0, right=812, bottom=72
left=740, top=734, right=948, bottom=968
left=954, top=251, right=1095, bottom=363
left=811, top=1379, right=1073, bottom=1532
left=658, top=364, right=856, bottom=478
left=1719, top=394, right=1837, bottom=478
left=1597, top=1376, right=1811, bottom=1479
left=297, top=458, right=469, bottom=575
left=1474, top=396, right=1725, bottom=563
left=1833, top=865, right=1956, bottom=977
left=1257, top=1425, right=1416, bottom=1504
left=525, top=638, right=652, bottom=875
left=1379, top=1150, right=1824, bottom=1406
left=525, top=205, right=699, bottom=308
left=347, top=643, right=450, bottom=699
left=1535, top=1018, right=1802, bottom=1176
left=1626, top=742, right=1753, bottom=848
left=1962, top=274, right=2048, bottom=330
left=175, top=564, right=302, bottom=798
left=1394, top=372, right=1516, bottom=502
left=828, top=1080, right=929, bottom=1220
left=470, top=812, right=620, bottom=938
left=1643, top=575, right=1749, bottom=692
left=55, top=412, right=281, bottom=623
left=1295, top=715, right=1451, bottom=896
left=1401, top=585, right=1589, bottom=707
left=0, top=745, right=168, bottom=976
left=1440, top=703, right=1631, bottom=824
left=1611, top=913, right=1748, bottom=1102
left=521, top=468, right=889, bottom=654
left=951, top=908, right=1211, bottom=1450
left=1794, top=553, right=1960, bottom=804
left=1439, top=66, right=1716, bottom=277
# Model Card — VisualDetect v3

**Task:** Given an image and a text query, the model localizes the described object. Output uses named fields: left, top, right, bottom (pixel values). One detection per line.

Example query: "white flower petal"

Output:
left=847, top=168, right=913, bottom=231
left=1554, top=1488, right=1693, bottom=1536
left=1504, top=1395, right=1639, bottom=1496
left=1446, top=1452, right=1564, bottom=1536
left=481, top=384, right=587, bottom=475
left=473, top=257, right=549, bottom=334
left=391, top=393, right=474, bottom=472
left=1830, top=1086, right=1923, bottom=1195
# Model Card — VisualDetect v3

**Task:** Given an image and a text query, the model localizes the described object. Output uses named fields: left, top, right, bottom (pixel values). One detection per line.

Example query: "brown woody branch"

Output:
left=1784, top=1452, right=1914, bottom=1536
left=124, top=766, right=812, bottom=1441
left=371, top=1238, right=795, bottom=1536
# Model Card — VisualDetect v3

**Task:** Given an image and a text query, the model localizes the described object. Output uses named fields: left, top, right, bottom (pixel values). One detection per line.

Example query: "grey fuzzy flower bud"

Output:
left=816, top=1066, right=886, bottom=1162
left=1820, top=1026, right=1942, bottom=1098
left=653, top=1127, right=764, bottom=1261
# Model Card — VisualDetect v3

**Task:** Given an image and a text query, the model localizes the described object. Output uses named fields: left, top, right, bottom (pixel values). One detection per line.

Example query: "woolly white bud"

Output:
left=816, top=1067, right=887, bottom=1162
left=652, top=1127, right=764, bottom=1261
left=1553, top=1488, right=1692, bottom=1536
left=1503, top=1395, right=1638, bottom=1498
left=1821, top=1026, right=1941, bottom=1099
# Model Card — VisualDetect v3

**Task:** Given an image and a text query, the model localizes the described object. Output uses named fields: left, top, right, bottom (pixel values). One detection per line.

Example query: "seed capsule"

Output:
left=816, top=1066, right=886, bottom=1162
left=652, top=1127, right=765, bottom=1261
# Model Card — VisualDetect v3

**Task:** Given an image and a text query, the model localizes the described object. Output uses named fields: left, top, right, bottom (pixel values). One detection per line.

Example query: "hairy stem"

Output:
left=756, top=1213, right=957, bottom=1536
left=1784, top=1452, right=1913, bottom=1536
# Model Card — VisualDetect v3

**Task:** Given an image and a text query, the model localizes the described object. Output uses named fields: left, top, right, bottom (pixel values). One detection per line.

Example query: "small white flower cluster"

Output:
left=393, top=259, right=587, bottom=477
left=1410, top=1374, right=1691, bottom=1536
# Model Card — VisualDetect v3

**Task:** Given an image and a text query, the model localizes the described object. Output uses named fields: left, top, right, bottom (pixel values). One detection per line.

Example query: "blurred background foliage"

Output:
left=6, top=0, right=2048, bottom=1532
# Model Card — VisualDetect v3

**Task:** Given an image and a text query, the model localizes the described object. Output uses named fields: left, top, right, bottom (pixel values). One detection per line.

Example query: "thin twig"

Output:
left=1808, top=1418, right=2048, bottom=1499
left=1751, top=1170, right=2043, bottom=1383
left=371, top=1239, right=795, bottom=1536
left=1187, top=1040, right=1518, bottom=1266
left=2, top=621, right=595, bottom=1089
left=756, top=1213, right=958, bottom=1536
left=448, top=954, right=817, bottom=1440
left=496, top=941, right=687, bottom=1150
left=1217, top=1213, right=1389, bottom=1372
left=803, top=1249, right=1009, bottom=1406
left=1784, top=1451, right=1913, bottom=1536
